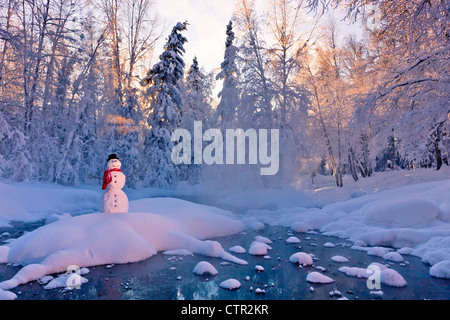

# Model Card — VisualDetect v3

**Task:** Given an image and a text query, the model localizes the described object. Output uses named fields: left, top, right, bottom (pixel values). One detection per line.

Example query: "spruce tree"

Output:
left=216, top=21, right=240, bottom=128
left=140, top=22, right=188, bottom=188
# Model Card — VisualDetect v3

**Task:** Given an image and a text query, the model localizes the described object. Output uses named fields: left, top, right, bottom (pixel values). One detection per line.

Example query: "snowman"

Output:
left=101, top=154, right=129, bottom=213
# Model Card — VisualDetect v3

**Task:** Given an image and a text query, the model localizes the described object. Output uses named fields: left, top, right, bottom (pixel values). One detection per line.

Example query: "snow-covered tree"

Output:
left=140, top=21, right=188, bottom=188
left=235, top=0, right=274, bottom=129
left=216, top=20, right=240, bottom=128
left=266, top=0, right=313, bottom=187
left=178, top=57, right=215, bottom=184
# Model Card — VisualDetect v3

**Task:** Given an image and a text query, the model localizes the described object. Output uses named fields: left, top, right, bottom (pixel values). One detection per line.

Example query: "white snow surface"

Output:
left=244, top=168, right=450, bottom=277
left=338, top=263, right=407, bottom=287
left=429, top=260, right=450, bottom=279
left=0, top=197, right=247, bottom=291
left=331, top=255, right=349, bottom=263
left=306, top=272, right=334, bottom=284
left=0, top=167, right=449, bottom=298
left=219, top=278, right=241, bottom=290
left=0, top=180, right=101, bottom=227
left=289, top=252, right=313, bottom=266
left=192, top=261, right=218, bottom=276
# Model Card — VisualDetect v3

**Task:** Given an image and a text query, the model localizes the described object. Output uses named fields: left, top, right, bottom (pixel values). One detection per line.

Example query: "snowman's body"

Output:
left=102, top=159, right=129, bottom=213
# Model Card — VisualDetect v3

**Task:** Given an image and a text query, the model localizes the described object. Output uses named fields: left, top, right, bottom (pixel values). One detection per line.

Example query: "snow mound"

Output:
left=248, top=241, right=272, bottom=256
left=338, top=263, right=407, bottom=287
left=323, top=242, right=335, bottom=248
left=306, top=272, right=334, bottom=284
left=219, top=279, right=241, bottom=290
left=331, top=255, right=349, bottom=263
left=383, top=252, right=404, bottom=262
left=381, top=269, right=407, bottom=287
left=429, top=260, right=450, bottom=279
left=0, top=288, right=16, bottom=300
left=291, top=221, right=309, bottom=233
left=0, top=197, right=247, bottom=291
left=193, top=261, right=218, bottom=276
left=0, top=181, right=101, bottom=226
left=229, top=245, right=246, bottom=254
left=286, top=236, right=301, bottom=244
left=254, top=235, right=272, bottom=244
left=367, top=246, right=391, bottom=257
left=289, top=252, right=313, bottom=266
left=362, top=198, right=439, bottom=228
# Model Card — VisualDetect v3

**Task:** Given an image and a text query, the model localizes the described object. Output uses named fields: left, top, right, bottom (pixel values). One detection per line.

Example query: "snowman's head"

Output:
left=107, top=158, right=121, bottom=170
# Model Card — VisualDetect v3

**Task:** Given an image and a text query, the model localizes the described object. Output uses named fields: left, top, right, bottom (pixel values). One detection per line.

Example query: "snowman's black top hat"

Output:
left=107, top=154, right=119, bottom=163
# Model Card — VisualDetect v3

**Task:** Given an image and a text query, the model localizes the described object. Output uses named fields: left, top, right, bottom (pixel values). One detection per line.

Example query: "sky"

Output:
left=154, top=0, right=237, bottom=73
left=153, top=0, right=363, bottom=96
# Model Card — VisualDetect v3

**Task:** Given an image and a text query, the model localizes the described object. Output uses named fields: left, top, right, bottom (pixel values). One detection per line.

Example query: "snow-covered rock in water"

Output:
left=362, top=198, right=439, bottom=228
left=367, top=246, right=391, bottom=257
left=383, top=252, right=404, bottom=262
left=229, top=245, right=246, bottom=254
left=0, top=288, right=16, bottom=300
left=380, top=268, right=407, bottom=287
left=291, top=221, right=309, bottom=233
left=219, top=279, right=241, bottom=290
left=323, top=242, right=335, bottom=248
left=429, top=260, right=450, bottom=279
left=255, top=265, right=264, bottom=273
left=306, top=272, right=334, bottom=284
left=289, top=252, right=313, bottom=266
left=193, top=261, right=218, bottom=276
left=248, top=241, right=272, bottom=256
left=338, top=266, right=368, bottom=279
left=339, top=263, right=406, bottom=287
left=254, top=235, right=272, bottom=244
left=286, top=236, right=301, bottom=244
left=0, top=197, right=247, bottom=291
left=331, top=255, right=349, bottom=263
left=370, top=290, right=384, bottom=298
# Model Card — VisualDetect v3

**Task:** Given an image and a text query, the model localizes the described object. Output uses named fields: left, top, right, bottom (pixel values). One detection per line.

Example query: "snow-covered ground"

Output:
left=0, top=167, right=449, bottom=300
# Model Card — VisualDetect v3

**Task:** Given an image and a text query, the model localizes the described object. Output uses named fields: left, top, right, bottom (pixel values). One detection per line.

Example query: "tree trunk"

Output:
left=435, top=125, right=443, bottom=170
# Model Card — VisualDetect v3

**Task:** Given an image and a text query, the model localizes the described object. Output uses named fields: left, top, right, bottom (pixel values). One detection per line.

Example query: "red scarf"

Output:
left=102, top=168, right=122, bottom=190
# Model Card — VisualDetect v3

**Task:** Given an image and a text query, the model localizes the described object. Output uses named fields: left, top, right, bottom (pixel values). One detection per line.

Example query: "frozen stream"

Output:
left=0, top=202, right=449, bottom=300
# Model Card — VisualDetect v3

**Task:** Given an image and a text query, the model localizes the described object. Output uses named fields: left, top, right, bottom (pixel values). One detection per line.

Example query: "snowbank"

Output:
left=0, top=197, right=247, bottom=291
left=193, top=261, right=218, bottom=276
left=306, top=272, right=334, bottom=284
left=217, top=188, right=317, bottom=210
left=0, top=180, right=102, bottom=227
left=338, top=263, right=407, bottom=287
left=246, top=173, right=450, bottom=278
